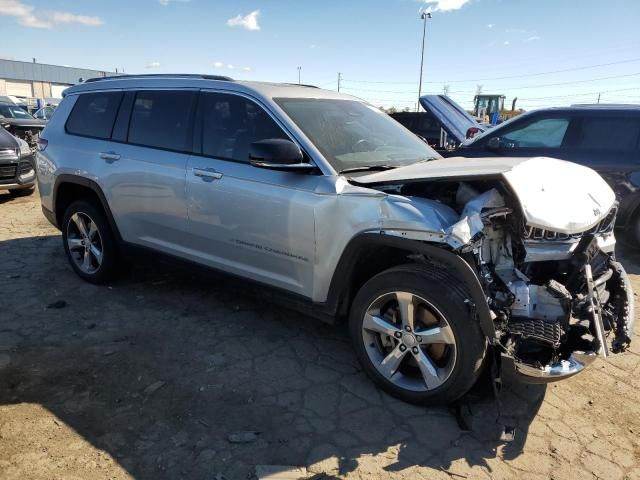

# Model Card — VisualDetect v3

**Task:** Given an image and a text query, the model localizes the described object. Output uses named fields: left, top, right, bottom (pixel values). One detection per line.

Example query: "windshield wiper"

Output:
left=339, top=165, right=397, bottom=174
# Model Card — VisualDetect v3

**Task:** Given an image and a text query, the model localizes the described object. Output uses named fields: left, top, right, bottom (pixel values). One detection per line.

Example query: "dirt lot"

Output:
left=0, top=190, right=639, bottom=480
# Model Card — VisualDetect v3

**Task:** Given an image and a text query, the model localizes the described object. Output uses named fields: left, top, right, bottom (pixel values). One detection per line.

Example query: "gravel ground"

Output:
left=0, top=190, right=639, bottom=480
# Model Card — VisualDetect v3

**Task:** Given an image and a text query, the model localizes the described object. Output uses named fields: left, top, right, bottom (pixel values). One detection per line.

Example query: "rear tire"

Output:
left=349, top=264, right=486, bottom=405
left=62, top=200, right=118, bottom=284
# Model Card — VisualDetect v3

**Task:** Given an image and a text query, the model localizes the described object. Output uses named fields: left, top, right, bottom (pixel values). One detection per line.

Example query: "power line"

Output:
left=340, top=85, right=475, bottom=95
left=340, top=72, right=640, bottom=94
left=341, top=57, right=640, bottom=85
left=518, top=87, right=640, bottom=101
left=348, top=87, right=640, bottom=107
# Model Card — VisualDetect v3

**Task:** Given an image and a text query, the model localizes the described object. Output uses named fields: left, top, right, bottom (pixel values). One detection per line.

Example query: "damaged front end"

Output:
left=457, top=191, right=634, bottom=382
left=356, top=157, right=634, bottom=383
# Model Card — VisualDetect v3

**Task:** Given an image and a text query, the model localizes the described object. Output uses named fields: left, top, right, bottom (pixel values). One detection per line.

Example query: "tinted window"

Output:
left=128, top=91, right=196, bottom=152
left=576, top=117, right=640, bottom=151
left=500, top=118, right=570, bottom=148
left=201, top=93, right=288, bottom=162
left=66, top=92, right=123, bottom=139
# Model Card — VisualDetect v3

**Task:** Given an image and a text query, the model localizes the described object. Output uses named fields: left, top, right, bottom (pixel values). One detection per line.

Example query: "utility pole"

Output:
left=337, top=72, right=342, bottom=92
left=297, top=66, right=302, bottom=85
left=597, top=92, right=601, bottom=104
left=417, top=10, right=432, bottom=112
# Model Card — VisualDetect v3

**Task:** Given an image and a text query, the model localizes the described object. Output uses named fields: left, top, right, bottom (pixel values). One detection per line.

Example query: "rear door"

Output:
left=100, top=89, right=197, bottom=253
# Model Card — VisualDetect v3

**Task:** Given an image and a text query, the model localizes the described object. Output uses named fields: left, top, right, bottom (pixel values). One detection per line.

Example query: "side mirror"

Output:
left=486, top=137, right=502, bottom=152
left=249, top=139, right=316, bottom=172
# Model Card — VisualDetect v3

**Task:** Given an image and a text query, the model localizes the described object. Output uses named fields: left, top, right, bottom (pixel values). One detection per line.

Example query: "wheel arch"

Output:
left=325, top=232, right=494, bottom=338
left=53, top=174, right=122, bottom=243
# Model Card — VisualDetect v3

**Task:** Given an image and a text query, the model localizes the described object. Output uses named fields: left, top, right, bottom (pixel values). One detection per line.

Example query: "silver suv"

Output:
left=36, top=74, right=634, bottom=405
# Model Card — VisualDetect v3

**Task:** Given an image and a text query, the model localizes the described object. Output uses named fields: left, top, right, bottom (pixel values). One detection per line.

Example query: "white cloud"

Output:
left=158, top=0, right=190, bottom=6
left=145, top=61, right=161, bottom=69
left=422, top=0, right=472, bottom=12
left=527, top=35, right=541, bottom=41
left=226, top=10, right=260, bottom=30
left=51, top=12, right=102, bottom=26
left=487, top=23, right=494, bottom=28
left=503, top=40, right=510, bottom=46
left=213, top=61, right=253, bottom=72
left=0, top=0, right=102, bottom=28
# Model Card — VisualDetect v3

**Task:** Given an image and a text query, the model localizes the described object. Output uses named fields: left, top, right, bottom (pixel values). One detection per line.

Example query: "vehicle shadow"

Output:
left=0, top=235, right=546, bottom=479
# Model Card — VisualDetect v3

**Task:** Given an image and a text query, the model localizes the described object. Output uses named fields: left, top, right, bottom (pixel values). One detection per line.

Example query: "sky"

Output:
left=0, top=0, right=639, bottom=111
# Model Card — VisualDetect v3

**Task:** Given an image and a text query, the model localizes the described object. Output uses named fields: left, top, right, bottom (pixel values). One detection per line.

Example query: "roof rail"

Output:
left=83, top=74, right=234, bottom=83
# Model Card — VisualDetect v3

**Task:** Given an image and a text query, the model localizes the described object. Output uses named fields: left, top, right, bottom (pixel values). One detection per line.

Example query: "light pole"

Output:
left=417, top=10, right=432, bottom=111
left=297, top=66, right=302, bottom=85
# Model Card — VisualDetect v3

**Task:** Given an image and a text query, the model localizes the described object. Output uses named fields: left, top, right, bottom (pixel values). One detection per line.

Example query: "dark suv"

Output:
left=455, top=105, right=640, bottom=242
left=0, top=127, right=36, bottom=196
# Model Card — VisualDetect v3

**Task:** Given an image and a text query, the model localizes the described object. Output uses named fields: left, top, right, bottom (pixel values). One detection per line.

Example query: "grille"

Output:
left=523, top=206, right=617, bottom=241
left=0, top=164, right=17, bottom=181
left=18, top=161, right=33, bottom=175
left=0, top=149, right=18, bottom=161
left=508, top=317, right=562, bottom=346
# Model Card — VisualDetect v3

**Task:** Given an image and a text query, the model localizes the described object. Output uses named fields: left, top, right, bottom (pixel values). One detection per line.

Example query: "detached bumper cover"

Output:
left=503, top=351, right=598, bottom=383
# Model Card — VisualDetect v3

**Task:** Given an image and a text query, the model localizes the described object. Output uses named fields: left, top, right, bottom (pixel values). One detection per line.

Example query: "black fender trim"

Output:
left=41, top=205, right=57, bottom=228
left=53, top=174, right=123, bottom=243
left=325, top=232, right=495, bottom=338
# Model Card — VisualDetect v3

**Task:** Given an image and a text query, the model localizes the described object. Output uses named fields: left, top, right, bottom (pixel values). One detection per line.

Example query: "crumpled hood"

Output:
left=353, top=156, right=616, bottom=235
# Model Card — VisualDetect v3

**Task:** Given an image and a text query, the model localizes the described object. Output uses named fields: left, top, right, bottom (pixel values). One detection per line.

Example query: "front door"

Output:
left=184, top=91, right=320, bottom=296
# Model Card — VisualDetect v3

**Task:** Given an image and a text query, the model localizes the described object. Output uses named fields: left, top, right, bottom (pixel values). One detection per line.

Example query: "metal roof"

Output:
left=0, top=59, right=115, bottom=85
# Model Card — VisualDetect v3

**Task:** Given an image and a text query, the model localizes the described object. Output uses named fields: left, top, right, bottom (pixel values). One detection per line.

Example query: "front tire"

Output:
left=349, top=264, right=486, bottom=405
left=62, top=200, right=118, bottom=284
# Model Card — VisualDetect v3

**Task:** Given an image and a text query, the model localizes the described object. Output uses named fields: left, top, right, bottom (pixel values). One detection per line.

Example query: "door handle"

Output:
left=100, top=151, right=121, bottom=162
left=193, top=167, right=223, bottom=181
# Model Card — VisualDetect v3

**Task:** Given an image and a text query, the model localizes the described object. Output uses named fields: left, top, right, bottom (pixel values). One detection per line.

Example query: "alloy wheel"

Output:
left=66, top=212, right=104, bottom=275
left=361, top=291, right=457, bottom=392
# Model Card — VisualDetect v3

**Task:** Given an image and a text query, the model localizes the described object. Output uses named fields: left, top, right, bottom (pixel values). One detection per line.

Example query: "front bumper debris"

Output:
left=505, top=254, right=633, bottom=384
left=503, top=351, right=598, bottom=383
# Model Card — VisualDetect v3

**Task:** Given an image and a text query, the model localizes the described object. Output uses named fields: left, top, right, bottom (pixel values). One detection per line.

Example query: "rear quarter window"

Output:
left=65, top=92, right=123, bottom=139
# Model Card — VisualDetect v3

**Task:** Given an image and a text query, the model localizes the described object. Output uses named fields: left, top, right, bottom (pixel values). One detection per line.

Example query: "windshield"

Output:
left=275, top=98, right=440, bottom=172
left=0, top=104, right=34, bottom=120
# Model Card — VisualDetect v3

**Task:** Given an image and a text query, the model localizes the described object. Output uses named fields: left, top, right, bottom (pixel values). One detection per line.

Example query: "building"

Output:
left=0, top=58, right=115, bottom=103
